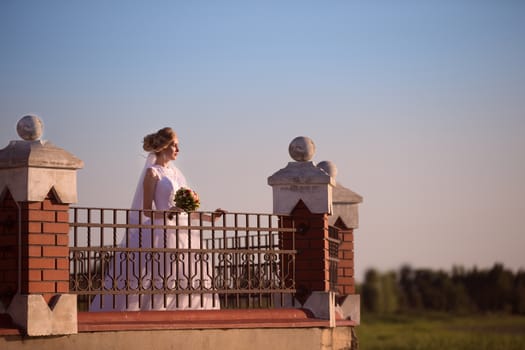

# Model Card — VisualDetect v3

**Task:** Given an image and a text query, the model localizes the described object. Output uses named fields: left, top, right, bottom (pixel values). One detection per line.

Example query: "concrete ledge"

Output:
left=1, top=323, right=357, bottom=350
left=1, top=308, right=356, bottom=337
left=338, top=294, right=361, bottom=325
left=7, top=294, right=77, bottom=336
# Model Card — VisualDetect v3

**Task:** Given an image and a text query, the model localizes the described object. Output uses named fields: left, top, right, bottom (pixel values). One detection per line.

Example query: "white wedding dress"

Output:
left=90, top=159, right=220, bottom=311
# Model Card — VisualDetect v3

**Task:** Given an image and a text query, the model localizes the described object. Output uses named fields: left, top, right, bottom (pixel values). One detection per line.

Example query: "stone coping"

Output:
left=0, top=309, right=356, bottom=335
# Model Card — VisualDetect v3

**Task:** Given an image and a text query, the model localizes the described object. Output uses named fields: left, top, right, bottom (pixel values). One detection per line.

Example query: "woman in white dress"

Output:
left=90, top=127, right=221, bottom=311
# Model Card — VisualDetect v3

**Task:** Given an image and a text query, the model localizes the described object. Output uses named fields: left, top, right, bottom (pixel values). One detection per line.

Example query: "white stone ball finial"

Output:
left=17, top=114, right=43, bottom=141
left=289, top=136, right=315, bottom=162
left=317, top=160, right=338, bottom=179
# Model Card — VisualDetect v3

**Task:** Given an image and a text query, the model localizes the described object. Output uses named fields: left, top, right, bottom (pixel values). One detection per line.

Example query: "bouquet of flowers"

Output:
left=174, top=187, right=200, bottom=212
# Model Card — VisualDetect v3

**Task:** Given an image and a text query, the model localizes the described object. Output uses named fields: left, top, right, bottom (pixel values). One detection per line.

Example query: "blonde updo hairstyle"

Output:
left=143, top=127, right=177, bottom=153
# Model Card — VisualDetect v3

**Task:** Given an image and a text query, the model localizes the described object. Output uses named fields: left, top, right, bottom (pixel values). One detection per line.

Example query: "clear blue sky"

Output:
left=1, top=0, right=524, bottom=281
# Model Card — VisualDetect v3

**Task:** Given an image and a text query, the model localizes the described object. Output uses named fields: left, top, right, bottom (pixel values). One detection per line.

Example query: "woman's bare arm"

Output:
left=142, top=168, right=158, bottom=218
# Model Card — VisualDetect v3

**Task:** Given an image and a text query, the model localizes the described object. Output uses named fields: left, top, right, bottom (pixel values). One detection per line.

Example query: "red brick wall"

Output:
left=0, top=190, right=70, bottom=305
left=336, top=228, right=355, bottom=295
left=280, top=200, right=330, bottom=303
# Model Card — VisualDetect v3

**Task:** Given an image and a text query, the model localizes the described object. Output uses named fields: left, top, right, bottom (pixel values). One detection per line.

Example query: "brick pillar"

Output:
left=0, top=115, right=83, bottom=336
left=318, top=160, right=363, bottom=324
left=268, top=137, right=337, bottom=324
left=269, top=140, right=364, bottom=325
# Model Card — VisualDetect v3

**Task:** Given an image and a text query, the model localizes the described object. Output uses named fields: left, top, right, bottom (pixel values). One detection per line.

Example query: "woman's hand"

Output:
left=167, top=206, right=185, bottom=220
left=169, top=206, right=184, bottom=213
left=211, top=208, right=227, bottom=221
left=187, top=208, right=228, bottom=222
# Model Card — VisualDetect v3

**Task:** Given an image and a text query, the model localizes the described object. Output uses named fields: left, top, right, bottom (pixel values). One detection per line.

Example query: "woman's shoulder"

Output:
left=145, top=166, right=161, bottom=180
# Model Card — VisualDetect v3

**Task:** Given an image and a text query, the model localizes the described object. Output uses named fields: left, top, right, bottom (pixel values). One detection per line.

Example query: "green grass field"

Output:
left=356, top=313, right=525, bottom=350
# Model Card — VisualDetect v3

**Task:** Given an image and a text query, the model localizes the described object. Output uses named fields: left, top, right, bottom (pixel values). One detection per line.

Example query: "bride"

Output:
left=90, top=127, right=221, bottom=311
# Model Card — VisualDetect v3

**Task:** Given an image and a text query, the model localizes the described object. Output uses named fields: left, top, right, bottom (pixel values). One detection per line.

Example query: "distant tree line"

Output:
left=358, top=263, right=525, bottom=314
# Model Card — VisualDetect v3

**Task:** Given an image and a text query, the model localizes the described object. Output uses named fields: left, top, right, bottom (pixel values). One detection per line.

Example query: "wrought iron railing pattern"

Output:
left=327, top=226, right=341, bottom=292
left=69, top=208, right=296, bottom=311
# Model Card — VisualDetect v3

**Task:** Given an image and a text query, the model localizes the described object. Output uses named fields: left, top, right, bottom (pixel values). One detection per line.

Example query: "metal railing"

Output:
left=69, top=207, right=296, bottom=311
left=327, top=226, right=341, bottom=292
